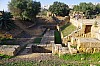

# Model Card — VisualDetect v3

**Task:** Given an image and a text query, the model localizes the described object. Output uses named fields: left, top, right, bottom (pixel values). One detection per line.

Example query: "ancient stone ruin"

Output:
left=0, top=45, right=21, bottom=56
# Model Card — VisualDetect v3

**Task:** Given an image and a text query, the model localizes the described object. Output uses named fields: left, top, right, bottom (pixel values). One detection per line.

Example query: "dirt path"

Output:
left=2, top=53, right=100, bottom=66
left=15, top=21, right=45, bottom=36
left=2, top=53, right=52, bottom=63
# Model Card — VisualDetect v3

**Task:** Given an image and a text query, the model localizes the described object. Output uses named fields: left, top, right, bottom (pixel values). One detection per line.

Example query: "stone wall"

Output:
left=61, top=19, right=100, bottom=53
left=68, top=42, right=77, bottom=54
left=91, top=26, right=100, bottom=38
left=32, top=44, right=52, bottom=53
left=77, top=38, right=100, bottom=53
left=52, top=44, right=69, bottom=55
left=0, top=45, right=21, bottom=56
left=52, top=42, right=78, bottom=55
left=70, top=19, right=83, bottom=28
left=53, top=16, right=70, bottom=26
left=71, top=37, right=78, bottom=45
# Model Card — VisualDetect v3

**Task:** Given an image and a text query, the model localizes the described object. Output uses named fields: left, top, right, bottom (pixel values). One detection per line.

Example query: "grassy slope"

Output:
left=61, top=23, right=76, bottom=37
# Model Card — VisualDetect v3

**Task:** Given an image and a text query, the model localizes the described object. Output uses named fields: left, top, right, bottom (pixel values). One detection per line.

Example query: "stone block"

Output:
left=0, top=45, right=21, bottom=56
left=86, top=48, right=93, bottom=53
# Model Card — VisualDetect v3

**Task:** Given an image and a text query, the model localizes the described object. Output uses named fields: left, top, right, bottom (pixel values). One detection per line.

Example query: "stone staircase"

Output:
left=40, top=30, right=54, bottom=44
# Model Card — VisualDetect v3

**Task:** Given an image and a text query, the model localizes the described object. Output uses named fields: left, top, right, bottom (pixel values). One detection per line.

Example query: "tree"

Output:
left=96, top=4, right=100, bottom=14
left=73, top=5, right=79, bottom=11
left=22, top=1, right=41, bottom=20
left=8, top=0, right=41, bottom=21
left=73, top=2, right=98, bottom=19
left=49, top=1, right=70, bottom=16
left=0, top=11, right=15, bottom=30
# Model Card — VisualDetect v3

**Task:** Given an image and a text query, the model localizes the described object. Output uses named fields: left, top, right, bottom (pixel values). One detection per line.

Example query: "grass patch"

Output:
left=60, top=53, right=90, bottom=61
left=71, top=45, right=77, bottom=48
left=60, top=53, right=100, bottom=62
left=2, top=53, right=100, bottom=66
left=61, top=23, right=76, bottom=37
left=0, top=54, right=12, bottom=59
left=61, top=64, right=90, bottom=66
left=54, top=30, right=62, bottom=44
left=33, top=37, right=42, bottom=44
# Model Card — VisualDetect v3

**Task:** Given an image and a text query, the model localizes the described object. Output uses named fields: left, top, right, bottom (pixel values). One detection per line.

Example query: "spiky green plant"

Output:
left=0, top=11, right=15, bottom=30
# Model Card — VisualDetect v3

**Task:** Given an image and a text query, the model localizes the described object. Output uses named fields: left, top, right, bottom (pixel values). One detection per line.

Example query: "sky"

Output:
left=0, top=0, right=100, bottom=11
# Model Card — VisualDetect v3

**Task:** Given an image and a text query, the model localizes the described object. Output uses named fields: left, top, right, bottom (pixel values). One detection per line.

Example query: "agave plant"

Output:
left=0, top=11, right=15, bottom=30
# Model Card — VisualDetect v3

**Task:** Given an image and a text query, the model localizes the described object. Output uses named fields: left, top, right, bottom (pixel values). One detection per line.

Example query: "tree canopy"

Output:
left=73, top=2, right=100, bottom=19
left=49, top=1, right=70, bottom=17
left=74, top=3, right=94, bottom=12
left=95, top=4, right=100, bottom=14
left=8, top=0, right=41, bottom=20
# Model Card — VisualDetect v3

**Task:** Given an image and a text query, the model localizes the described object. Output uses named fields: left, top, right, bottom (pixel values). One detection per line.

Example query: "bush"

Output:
left=33, top=38, right=42, bottom=44
left=0, top=11, right=15, bottom=30
left=85, top=15, right=96, bottom=19
left=0, top=38, right=16, bottom=45
left=0, top=54, right=12, bottom=59
left=54, top=30, right=62, bottom=44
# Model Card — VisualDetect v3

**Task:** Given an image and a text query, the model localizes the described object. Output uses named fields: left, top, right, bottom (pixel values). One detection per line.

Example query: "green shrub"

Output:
left=0, top=54, right=12, bottom=59
left=0, top=11, right=15, bottom=30
left=54, top=30, right=62, bottom=44
left=0, top=38, right=16, bottom=45
left=34, top=38, right=42, bottom=44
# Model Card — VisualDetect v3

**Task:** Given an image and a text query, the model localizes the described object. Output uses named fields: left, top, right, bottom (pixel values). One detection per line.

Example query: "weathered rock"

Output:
left=0, top=45, right=21, bottom=56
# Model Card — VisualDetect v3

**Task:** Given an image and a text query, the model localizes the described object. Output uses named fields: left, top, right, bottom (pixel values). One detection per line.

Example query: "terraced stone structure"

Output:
left=67, top=19, right=100, bottom=53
